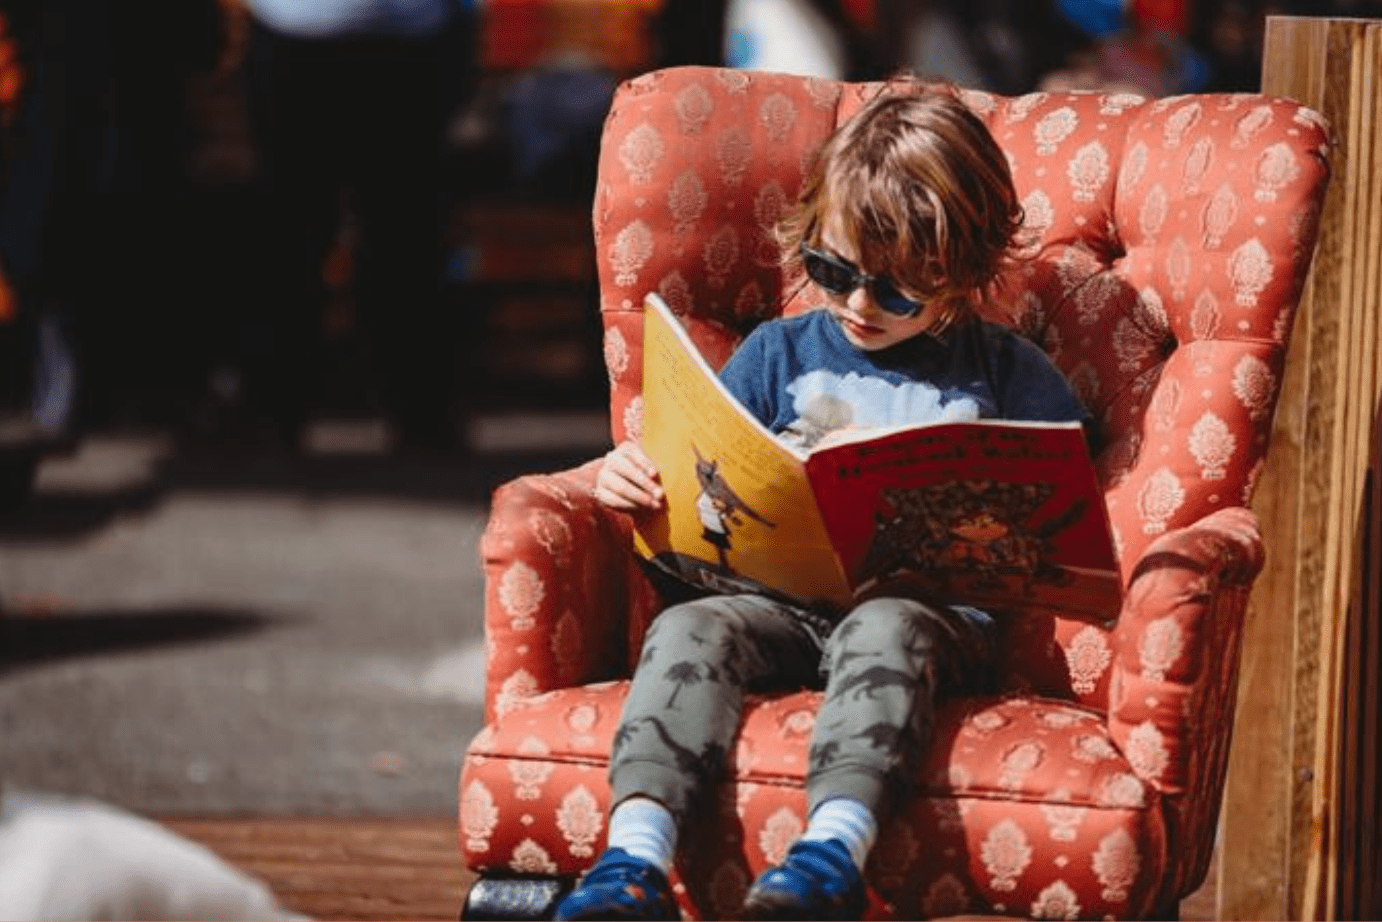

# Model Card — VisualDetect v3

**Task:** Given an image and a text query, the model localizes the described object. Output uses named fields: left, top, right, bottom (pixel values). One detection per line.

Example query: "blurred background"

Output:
left=2, top=0, right=1377, bottom=470
left=0, top=0, right=1378, bottom=917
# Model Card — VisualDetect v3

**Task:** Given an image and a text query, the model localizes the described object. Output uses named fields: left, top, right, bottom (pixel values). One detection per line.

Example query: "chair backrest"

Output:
left=592, top=66, right=1331, bottom=708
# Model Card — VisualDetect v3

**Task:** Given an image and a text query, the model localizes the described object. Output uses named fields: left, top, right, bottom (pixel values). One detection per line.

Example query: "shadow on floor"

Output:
left=0, top=415, right=610, bottom=544
left=0, top=605, right=285, bottom=675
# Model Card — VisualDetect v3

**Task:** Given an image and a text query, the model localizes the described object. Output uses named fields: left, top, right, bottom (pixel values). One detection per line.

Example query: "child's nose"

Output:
left=847, top=285, right=879, bottom=315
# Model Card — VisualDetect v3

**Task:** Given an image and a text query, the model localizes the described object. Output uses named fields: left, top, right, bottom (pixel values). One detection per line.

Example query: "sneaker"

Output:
left=552, top=847, right=678, bottom=920
left=738, top=839, right=866, bottom=920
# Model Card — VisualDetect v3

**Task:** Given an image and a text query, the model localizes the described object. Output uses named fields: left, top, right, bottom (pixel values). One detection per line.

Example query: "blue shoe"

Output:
left=739, top=839, right=866, bottom=920
left=552, top=847, right=677, bottom=920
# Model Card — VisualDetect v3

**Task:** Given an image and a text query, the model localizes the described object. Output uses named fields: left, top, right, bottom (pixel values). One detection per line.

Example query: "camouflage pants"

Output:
left=608, top=593, right=997, bottom=824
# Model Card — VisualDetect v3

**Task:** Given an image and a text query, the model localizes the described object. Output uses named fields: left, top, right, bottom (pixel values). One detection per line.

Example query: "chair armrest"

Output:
left=1108, top=505, right=1264, bottom=795
left=1106, top=506, right=1264, bottom=900
left=478, top=459, right=664, bottom=724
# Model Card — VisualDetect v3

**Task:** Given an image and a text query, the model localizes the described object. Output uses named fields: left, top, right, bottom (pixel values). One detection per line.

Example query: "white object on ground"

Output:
left=0, top=793, right=309, bottom=921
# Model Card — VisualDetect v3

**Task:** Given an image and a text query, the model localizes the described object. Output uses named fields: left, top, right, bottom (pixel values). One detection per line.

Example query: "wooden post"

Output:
left=1220, top=15, right=1382, bottom=922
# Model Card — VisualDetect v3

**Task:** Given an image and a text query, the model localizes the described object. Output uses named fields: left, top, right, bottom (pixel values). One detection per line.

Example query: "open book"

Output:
left=633, top=293, right=1123, bottom=623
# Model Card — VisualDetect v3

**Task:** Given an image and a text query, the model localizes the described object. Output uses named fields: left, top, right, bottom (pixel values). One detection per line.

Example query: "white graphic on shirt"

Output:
left=782, top=370, right=981, bottom=450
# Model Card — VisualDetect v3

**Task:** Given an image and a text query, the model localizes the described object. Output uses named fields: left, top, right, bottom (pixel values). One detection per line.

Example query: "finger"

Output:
left=598, top=481, right=654, bottom=512
left=628, top=444, right=661, bottom=479
left=621, top=449, right=662, bottom=494
left=607, top=456, right=661, bottom=501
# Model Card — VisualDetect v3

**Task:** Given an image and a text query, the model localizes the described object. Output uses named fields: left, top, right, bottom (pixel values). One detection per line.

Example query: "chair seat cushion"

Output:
left=461, top=683, right=1169, bottom=918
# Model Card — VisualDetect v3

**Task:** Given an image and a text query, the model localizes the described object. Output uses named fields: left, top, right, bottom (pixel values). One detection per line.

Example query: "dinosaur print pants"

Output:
left=608, top=593, right=998, bottom=824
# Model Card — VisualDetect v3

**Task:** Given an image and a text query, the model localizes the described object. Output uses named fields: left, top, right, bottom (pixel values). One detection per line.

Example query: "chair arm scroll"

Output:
left=478, top=460, right=663, bottom=724
left=1106, top=506, right=1266, bottom=911
left=1107, top=506, right=1264, bottom=795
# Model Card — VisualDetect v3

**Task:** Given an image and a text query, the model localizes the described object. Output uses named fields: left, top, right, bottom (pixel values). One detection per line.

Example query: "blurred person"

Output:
left=894, top=1, right=989, bottom=90
left=723, top=0, right=885, bottom=80
left=656, top=0, right=728, bottom=68
left=0, top=0, right=223, bottom=435
left=1040, top=0, right=1212, bottom=95
left=236, top=0, right=475, bottom=453
left=1184, top=0, right=1372, bottom=93
left=0, top=0, right=220, bottom=511
left=718, top=0, right=1086, bottom=95
left=1184, top=0, right=1264, bottom=91
left=912, top=0, right=1093, bottom=94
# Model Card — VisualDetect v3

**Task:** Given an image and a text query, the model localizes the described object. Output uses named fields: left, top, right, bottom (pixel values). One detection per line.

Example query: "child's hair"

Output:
left=779, top=82, right=1024, bottom=330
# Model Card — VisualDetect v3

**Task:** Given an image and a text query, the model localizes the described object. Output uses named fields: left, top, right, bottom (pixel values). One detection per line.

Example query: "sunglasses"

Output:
left=799, top=243, right=926, bottom=318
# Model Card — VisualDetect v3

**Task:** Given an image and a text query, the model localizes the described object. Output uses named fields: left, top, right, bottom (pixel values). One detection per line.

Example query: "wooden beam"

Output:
left=1222, top=15, right=1382, bottom=922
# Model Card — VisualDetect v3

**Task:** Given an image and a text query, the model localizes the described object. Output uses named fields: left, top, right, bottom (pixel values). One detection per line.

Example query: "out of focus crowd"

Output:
left=0, top=0, right=1375, bottom=500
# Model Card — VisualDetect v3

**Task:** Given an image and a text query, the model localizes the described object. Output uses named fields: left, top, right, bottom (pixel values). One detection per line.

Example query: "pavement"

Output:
left=0, top=410, right=611, bottom=818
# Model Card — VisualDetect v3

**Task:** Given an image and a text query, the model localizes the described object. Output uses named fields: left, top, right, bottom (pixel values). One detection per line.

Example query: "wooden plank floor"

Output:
left=159, top=817, right=476, bottom=921
left=163, top=816, right=1217, bottom=920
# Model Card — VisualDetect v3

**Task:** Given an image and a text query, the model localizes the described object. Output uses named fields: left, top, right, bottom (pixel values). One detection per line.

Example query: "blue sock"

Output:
left=801, top=797, right=877, bottom=870
left=606, top=797, right=677, bottom=873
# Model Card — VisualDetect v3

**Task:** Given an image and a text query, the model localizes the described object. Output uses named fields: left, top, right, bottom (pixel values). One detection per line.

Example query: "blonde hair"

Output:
left=779, top=84, right=1023, bottom=331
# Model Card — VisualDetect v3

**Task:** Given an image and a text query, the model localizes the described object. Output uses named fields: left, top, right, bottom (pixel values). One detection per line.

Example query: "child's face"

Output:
left=816, top=220, right=952, bottom=352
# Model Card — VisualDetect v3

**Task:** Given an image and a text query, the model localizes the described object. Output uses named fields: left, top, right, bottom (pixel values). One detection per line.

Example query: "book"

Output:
left=633, top=292, right=1123, bottom=624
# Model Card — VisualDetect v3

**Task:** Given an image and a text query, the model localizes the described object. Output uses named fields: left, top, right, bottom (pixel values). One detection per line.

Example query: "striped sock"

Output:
left=607, top=797, right=678, bottom=873
left=802, top=797, right=878, bottom=870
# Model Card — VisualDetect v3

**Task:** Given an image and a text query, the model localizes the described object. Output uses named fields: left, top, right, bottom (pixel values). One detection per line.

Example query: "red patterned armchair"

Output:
left=459, top=66, right=1331, bottom=920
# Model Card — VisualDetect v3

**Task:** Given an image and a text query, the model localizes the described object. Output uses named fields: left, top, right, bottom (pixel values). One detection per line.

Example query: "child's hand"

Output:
left=594, top=440, right=664, bottom=512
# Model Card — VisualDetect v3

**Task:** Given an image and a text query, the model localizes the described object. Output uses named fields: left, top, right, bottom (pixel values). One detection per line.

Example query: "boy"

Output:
left=558, top=85, right=1090, bottom=921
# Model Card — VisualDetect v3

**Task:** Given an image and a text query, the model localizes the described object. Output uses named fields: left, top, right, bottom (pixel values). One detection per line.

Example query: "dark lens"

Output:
left=871, top=277, right=923, bottom=317
left=803, top=249, right=858, bottom=295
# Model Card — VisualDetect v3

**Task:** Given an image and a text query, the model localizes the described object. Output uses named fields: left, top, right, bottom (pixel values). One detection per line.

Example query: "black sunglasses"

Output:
left=799, top=243, right=925, bottom=318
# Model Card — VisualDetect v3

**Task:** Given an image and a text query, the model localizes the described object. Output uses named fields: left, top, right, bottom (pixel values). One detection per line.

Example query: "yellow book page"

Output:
left=634, top=294, right=852, bottom=608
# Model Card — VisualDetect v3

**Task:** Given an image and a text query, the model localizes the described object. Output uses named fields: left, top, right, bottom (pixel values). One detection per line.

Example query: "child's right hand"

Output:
left=593, top=440, right=664, bottom=512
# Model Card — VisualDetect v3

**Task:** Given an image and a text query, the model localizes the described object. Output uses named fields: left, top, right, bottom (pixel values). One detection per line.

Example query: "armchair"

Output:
left=459, top=66, right=1331, bottom=919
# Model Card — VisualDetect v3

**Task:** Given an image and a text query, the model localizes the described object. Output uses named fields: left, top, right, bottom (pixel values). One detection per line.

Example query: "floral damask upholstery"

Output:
left=459, top=66, right=1331, bottom=919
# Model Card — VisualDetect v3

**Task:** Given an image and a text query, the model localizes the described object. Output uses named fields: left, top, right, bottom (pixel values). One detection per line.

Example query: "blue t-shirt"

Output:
left=718, top=310, right=1090, bottom=452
